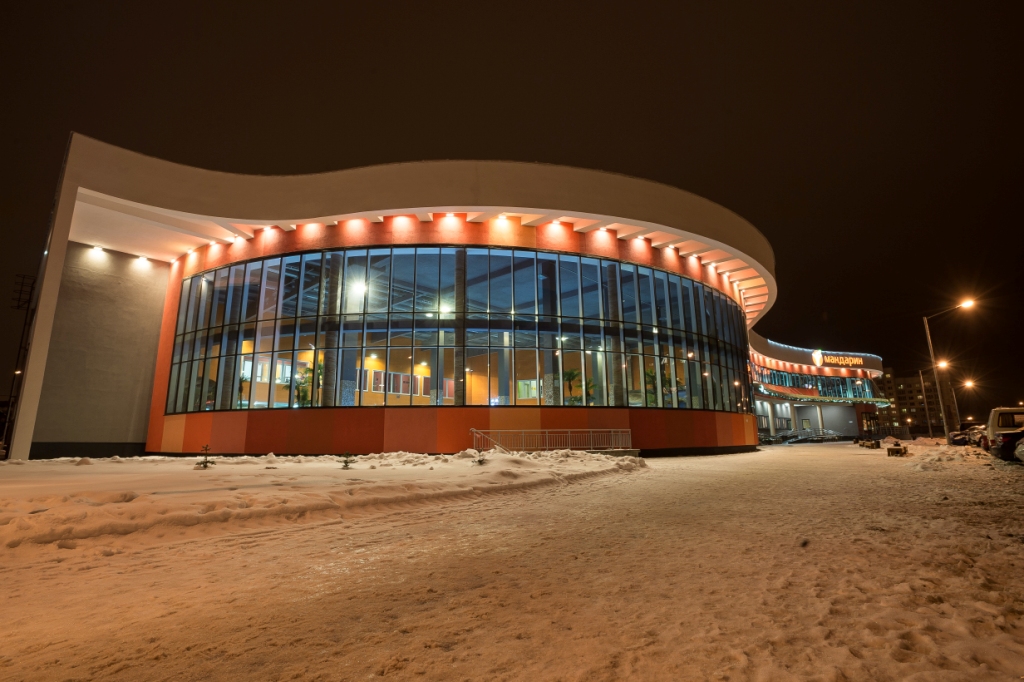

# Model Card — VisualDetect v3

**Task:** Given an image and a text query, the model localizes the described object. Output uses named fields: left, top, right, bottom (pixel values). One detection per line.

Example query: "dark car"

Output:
left=991, top=426, right=1024, bottom=461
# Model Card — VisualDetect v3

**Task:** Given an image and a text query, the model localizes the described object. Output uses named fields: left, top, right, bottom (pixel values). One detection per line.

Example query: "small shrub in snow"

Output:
left=342, top=452, right=356, bottom=470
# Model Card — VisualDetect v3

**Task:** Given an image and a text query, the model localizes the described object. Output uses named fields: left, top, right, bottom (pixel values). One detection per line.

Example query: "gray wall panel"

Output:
left=33, top=241, right=168, bottom=444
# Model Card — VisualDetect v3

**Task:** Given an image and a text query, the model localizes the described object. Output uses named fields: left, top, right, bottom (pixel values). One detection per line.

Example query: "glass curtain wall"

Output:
left=750, top=364, right=876, bottom=399
left=167, top=247, right=752, bottom=414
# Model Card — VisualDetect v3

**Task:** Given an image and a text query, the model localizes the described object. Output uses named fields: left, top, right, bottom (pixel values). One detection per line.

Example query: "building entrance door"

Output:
left=801, top=418, right=811, bottom=430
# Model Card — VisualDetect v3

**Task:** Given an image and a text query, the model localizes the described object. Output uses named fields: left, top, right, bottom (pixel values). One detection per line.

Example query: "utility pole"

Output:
left=918, top=369, right=933, bottom=439
left=922, top=316, right=950, bottom=444
left=2, top=275, right=36, bottom=456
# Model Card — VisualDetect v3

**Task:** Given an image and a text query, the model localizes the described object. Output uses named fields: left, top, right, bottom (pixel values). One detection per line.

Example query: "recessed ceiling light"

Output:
left=93, top=246, right=103, bottom=251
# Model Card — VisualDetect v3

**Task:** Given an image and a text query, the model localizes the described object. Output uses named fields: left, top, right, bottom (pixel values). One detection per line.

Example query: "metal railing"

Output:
left=774, top=428, right=845, bottom=443
left=470, top=429, right=632, bottom=453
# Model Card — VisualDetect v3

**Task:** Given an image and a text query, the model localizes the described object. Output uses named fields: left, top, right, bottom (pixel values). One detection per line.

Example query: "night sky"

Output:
left=3, top=3, right=1021, bottom=417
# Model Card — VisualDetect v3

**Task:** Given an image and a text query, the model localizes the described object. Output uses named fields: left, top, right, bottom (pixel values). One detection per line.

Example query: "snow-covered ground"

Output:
left=1, top=442, right=1022, bottom=680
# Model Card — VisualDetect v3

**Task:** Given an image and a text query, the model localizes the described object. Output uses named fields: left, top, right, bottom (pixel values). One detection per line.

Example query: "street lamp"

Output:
left=923, top=299, right=974, bottom=443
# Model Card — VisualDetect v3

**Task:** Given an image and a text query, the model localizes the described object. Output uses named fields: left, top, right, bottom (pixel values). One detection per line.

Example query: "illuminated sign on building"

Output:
left=813, top=350, right=865, bottom=367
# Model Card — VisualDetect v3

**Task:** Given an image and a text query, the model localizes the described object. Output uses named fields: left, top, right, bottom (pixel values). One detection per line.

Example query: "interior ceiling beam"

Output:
left=466, top=210, right=501, bottom=223
left=521, top=213, right=562, bottom=226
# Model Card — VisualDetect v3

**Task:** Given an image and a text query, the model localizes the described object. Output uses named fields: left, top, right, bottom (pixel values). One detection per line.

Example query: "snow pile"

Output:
left=0, top=450, right=644, bottom=549
left=903, top=443, right=991, bottom=472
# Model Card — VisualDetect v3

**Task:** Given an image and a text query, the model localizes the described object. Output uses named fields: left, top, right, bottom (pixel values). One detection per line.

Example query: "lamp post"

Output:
left=923, top=300, right=973, bottom=444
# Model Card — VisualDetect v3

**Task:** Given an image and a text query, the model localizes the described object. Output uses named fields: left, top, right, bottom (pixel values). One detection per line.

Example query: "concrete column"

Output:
left=816, top=404, right=824, bottom=431
left=768, top=402, right=776, bottom=436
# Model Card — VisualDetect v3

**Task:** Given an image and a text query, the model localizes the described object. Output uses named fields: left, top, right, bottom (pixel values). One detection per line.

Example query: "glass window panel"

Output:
left=439, top=347, right=456, bottom=405
left=537, top=252, right=559, bottom=316
left=166, top=364, right=180, bottom=413
left=242, top=262, right=263, bottom=323
left=225, top=265, right=245, bottom=325
left=439, top=248, right=458, bottom=314
left=601, top=261, right=621, bottom=321
left=338, top=349, right=361, bottom=406
left=514, top=349, right=538, bottom=405
left=389, top=314, right=414, bottom=347
left=560, top=319, right=582, bottom=350
left=318, top=316, right=340, bottom=349
left=584, top=350, right=606, bottom=406
left=539, top=349, right=561, bottom=405
left=206, top=326, right=222, bottom=358
left=673, top=358, right=689, bottom=408
left=300, top=253, right=323, bottom=316
left=668, top=275, right=683, bottom=331
left=251, top=353, right=272, bottom=408
left=291, top=317, right=313, bottom=351
left=643, top=355, right=660, bottom=407
left=271, top=352, right=292, bottom=408
left=321, top=251, right=345, bottom=316
left=641, top=326, right=658, bottom=356
left=619, top=264, right=638, bottom=323
left=680, top=278, right=695, bottom=331
left=606, top=352, right=626, bottom=406
left=412, top=347, right=437, bottom=406
left=659, top=356, right=674, bottom=408
left=258, top=258, right=281, bottom=320
left=414, top=314, right=439, bottom=346
left=489, top=348, right=513, bottom=406
left=175, top=279, right=191, bottom=334
left=489, top=250, right=513, bottom=314
left=198, top=275, right=215, bottom=331
left=361, top=349, right=386, bottom=406
left=537, top=316, right=560, bottom=348
left=579, top=258, right=602, bottom=320
left=223, top=325, right=239, bottom=356
left=212, top=269, right=229, bottom=327
left=341, top=315, right=363, bottom=347
left=626, top=355, right=644, bottom=407
left=314, top=349, right=333, bottom=406
left=293, top=350, right=315, bottom=407
left=560, top=350, right=584, bottom=406
left=654, top=271, right=670, bottom=330
left=466, top=314, right=489, bottom=346
left=366, top=249, right=392, bottom=313
left=514, top=316, right=537, bottom=347
left=184, top=277, right=201, bottom=333
left=172, top=334, right=185, bottom=364
left=465, top=348, right=489, bottom=405
left=488, top=314, right=513, bottom=347
left=193, top=330, right=207, bottom=360
left=235, top=355, right=253, bottom=409
left=602, top=321, right=622, bottom=352
left=559, top=255, right=581, bottom=318
left=414, top=248, right=440, bottom=312
left=365, top=314, right=389, bottom=347
left=256, top=320, right=275, bottom=353
left=341, top=250, right=367, bottom=314
left=174, top=361, right=191, bottom=413
left=437, top=314, right=456, bottom=346
left=582, top=322, right=603, bottom=351
left=637, top=267, right=655, bottom=326
left=466, top=248, right=489, bottom=312
left=712, top=365, right=723, bottom=411
left=279, top=255, right=301, bottom=318
left=186, top=360, right=205, bottom=412
left=622, top=324, right=641, bottom=354
left=216, top=356, right=235, bottom=410
left=275, top=319, right=295, bottom=351
left=391, top=248, right=416, bottom=313
left=513, top=251, right=536, bottom=314
left=687, top=363, right=704, bottom=410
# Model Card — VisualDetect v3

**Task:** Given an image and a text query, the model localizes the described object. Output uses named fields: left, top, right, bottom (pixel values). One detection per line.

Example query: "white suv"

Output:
left=985, top=407, right=1024, bottom=459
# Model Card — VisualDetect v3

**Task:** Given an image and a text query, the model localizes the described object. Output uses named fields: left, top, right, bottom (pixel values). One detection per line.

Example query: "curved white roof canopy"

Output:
left=57, top=134, right=777, bottom=325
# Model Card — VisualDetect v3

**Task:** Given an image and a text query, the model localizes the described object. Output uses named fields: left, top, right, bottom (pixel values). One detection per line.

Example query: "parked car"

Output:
left=986, top=407, right=1024, bottom=459
left=964, top=425, right=986, bottom=446
left=948, top=430, right=969, bottom=446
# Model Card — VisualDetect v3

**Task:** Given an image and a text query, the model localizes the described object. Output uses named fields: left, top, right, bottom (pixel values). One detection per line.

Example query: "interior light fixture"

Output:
left=14, top=370, right=22, bottom=375
left=138, top=256, right=148, bottom=262
left=93, top=246, right=103, bottom=252
left=420, top=361, right=428, bottom=366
